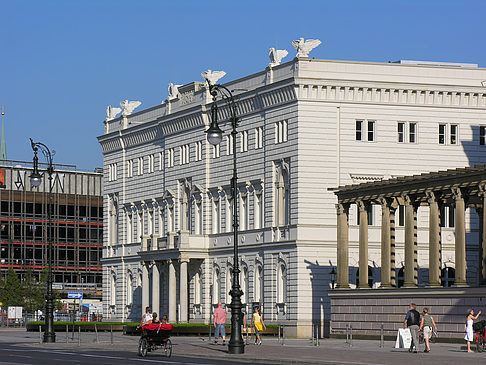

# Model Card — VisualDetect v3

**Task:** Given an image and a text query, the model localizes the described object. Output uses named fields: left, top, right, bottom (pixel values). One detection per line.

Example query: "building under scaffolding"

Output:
left=0, top=160, right=103, bottom=298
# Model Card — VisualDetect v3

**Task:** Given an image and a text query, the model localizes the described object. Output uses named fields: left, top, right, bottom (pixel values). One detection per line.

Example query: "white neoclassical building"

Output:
left=98, top=47, right=486, bottom=337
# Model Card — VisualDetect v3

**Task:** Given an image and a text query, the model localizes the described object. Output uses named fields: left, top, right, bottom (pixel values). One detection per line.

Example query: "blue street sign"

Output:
left=67, top=292, right=83, bottom=299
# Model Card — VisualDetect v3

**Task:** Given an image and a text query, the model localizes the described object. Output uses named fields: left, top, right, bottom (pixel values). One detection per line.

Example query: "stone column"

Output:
left=379, top=198, right=392, bottom=287
left=358, top=200, right=369, bottom=288
left=452, top=187, right=467, bottom=286
left=141, top=262, right=149, bottom=315
left=426, top=191, right=441, bottom=286
left=336, top=203, right=350, bottom=288
left=403, top=194, right=417, bottom=287
left=390, top=203, right=397, bottom=287
left=479, top=184, right=486, bottom=285
left=180, top=258, right=189, bottom=323
left=152, top=262, right=160, bottom=315
left=168, top=260, right=177, bottom=322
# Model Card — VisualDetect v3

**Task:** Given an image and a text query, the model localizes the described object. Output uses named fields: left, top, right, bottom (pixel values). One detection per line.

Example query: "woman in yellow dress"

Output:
left=251, top=306, right=266, bottom=345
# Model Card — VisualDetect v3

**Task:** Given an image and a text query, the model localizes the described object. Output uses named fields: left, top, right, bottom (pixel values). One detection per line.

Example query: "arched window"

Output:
left=194, top=270, right=202, bottom=305
left=441, top=267, right=455, bottom=287
left=254, top=265, right=263, bottom=303
left=277, top=263, right=287, bottom=303
left=213, top=268, right=220, bottom=304
left=355, top=266, right=374, bottom=288
left=275, top=162, right=290, bottom=226
left=396, top=267, right=404, bottom=288
left=226, top=267, right=233, bottom=304
left=240, top=266, right=249, bottom=304
left=127, top=273, right=133, bottom=306
left=110, top=273, right=116, bottom=306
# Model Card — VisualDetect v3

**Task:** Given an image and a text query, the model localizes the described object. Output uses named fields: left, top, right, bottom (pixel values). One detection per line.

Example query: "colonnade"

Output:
left=141, top=258, right=190, bottom=322
left=335, top=175, right=486, bottom=290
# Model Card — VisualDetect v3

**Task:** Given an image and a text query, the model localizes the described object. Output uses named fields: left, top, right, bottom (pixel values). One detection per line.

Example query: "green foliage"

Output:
left=1, top=268, right=23, bottom=307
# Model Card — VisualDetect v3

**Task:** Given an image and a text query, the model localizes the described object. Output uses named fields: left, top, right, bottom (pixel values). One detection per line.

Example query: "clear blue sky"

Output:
left=1, top=0, right=485, bottom=171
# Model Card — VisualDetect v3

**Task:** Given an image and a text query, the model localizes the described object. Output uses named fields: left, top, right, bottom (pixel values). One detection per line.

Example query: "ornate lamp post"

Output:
left=29, top=138, right=56, bottom=343
left=205, top=80, right=244, bottom=354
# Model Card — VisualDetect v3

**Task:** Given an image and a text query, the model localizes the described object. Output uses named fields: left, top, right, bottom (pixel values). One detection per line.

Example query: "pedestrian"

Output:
left=251, top=306, right=266, bottom=345
left=418, top=307, right=438, bottom=353
left=150, top=312, right=160, bottom=324
left=137, top=306, right=152, bottom=329
left=213, top=301, right=227, bottom=345
left=465, top=309, right=481, bottom=353
left=403, top=302, right=420, bottom=353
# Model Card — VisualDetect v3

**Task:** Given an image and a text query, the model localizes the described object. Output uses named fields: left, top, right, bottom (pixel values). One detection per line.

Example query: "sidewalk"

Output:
left=1, top=328, right=485, bottom=365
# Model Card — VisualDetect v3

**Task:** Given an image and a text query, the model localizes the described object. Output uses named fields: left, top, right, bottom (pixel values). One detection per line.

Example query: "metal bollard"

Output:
left=345, top=323, right=349, bottom=344
left=39, top=325, right=42, bottom=344
left=78, top=326, right=81, bottom=346
left=350, top=325, right=353, bottom=347
left=66, top=325, right=68, bottom=343
left=380, top=324, right=384, bottom=348
left=95, top=323, right=98, bottom=343
left=110, top=325, right=114, bottom=344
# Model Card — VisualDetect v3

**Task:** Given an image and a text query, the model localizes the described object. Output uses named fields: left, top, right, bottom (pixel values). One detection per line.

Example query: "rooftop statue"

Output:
left=105, top=105, right=122, bottom=121
left=201, top=70, right=226, bottom=85
left=269, top=48, right=288, bottom=66
left=291, top=38, right=322, bottom=58
left=167, top=83, right=182, bottom=100
left=120, top=100, right=142, bottom=116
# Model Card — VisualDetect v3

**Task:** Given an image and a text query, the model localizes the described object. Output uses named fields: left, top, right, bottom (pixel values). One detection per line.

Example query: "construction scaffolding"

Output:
left=0, top=161, right=103, bottom=293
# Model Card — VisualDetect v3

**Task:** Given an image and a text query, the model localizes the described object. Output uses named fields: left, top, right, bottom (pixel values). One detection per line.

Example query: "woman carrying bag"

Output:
left=251, top=306, right=266, bottom=345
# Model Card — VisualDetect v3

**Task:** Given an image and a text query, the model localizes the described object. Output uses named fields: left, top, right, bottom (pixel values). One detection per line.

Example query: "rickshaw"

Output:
left=138, top=323, right=173, bottom=358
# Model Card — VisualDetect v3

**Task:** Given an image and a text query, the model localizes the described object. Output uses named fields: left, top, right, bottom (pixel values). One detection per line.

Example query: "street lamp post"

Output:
left=29, top=138, right=56, bottom=343
left=205, top=81, right=244, bottom=354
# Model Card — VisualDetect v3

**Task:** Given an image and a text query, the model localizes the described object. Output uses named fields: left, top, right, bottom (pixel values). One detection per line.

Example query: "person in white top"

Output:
left=464, top=308, right=481, bottom=353
left=137, top=306, right=153, bottom=329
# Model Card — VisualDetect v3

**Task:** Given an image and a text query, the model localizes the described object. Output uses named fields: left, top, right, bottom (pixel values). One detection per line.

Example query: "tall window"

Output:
left=240, top=193, right=248, bottom=231
left=194, top=270, right=202, bottom=305
left=127, top=212, right=133, bottom=243
left=148, top=154, right=155, bottom=173
left=240, top=266, right=249, bottom=304
left=356, top=120, right=363, bottom=141
left=167, top=149, right=174, bottom=168
left=158, top=152, right=163, bottom=170
left=276, top=163, right=290, bottom=226
left=127, top=160, right=133, bottom=178
left=240, top=130, right=248, bottom=152
left=226, top=267, right=233, bottom=304
left=440, top=206, right=455, bottom=227
left=168, top=205, right=174, bottom=233
left=194, top=141, right=203, bottom=161
left=254, top=266, right=263, bottom=303
left=409, top=123, right=416, bottom=143
left=108, top=163, right=118, bottom=181
left=194, top=200, right=202, bottom=235
left=397, top=122, right=405, bottom=143
left=137, top=157, right=144, bottom=175
left=226, top=135, right=234, bottom=155
left=255, top=127, right=263, bottom=149
left=110, top=273, right=116, bottom=306
left=277, top=263, right=287, bottom=303
left=127, top=274, right=133, bottom=306
left=450, top=124, right=458, bottom=145
left=180, top=144, right=190, bottom=165
left=367, top=121, right=375, bottom=141
left=254, top=191, right=263, bottom=229
left=109, top=196, right=118, bottom=245
left=212, top=144, right=220, bottom=158
left=438, top=124, right=446, bottom=144
left=212, top=198, right=220, bottom=234
left=213, top=268, right=220, bottom=304
left=275, top=120, right=288, bottom=144
left=480, top=126, right=486, bottom=146
left=225, top=195, right=233, bottom=233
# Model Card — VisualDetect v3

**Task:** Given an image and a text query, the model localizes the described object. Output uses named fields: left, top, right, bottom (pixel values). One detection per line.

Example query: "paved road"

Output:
left=0, top=328, right=485, bottom=365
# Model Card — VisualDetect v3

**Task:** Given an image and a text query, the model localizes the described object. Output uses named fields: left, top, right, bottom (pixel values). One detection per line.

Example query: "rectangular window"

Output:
left=108, top=163, right=118, bottom=181
left=356, top=120, right=363, bottom=141
left=255, top=127, right=263, bottom=149
left=409, top=123, right=416, bottom=143
left=450, top=124, right=457, bottom=145
left=481, top=126, right=486, bottom=146
left=226, top=135, right=233, bottom=155
left=167, top=149, right=174, bottom=168
left=148, top=154, right=154, bottom=173
left=180, top=144, right=190, bottom=165
left=367, top=121, right=375, bottom=142
left=212, top=199, right=220, bottom=234
left=195, top=141, right=203, bottom=161
left=397, top=205, right=405, bottom=227
left=212, top=144, right=220, bottom=158
left=138, top=157, right=144, bottom=175
left=440, top=206, right=455, bottom=228
left=240, top=130, right=248, bottom=152
left=275, top=121, right=288, bottom=144
left=158, top=152, right=163, bottom=170
left=439, top=124, right=446, bottom=145
left=397, top=122, right=405, bottom=143
left=254, top=192, right=263, bottom=229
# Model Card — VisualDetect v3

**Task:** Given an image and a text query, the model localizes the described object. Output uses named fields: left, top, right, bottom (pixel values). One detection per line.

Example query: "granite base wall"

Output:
left=329, top=287, right=486, bottom=339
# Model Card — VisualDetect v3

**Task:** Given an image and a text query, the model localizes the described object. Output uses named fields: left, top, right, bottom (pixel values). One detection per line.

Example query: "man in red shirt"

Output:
left=213, top=302, right=227, bottom=345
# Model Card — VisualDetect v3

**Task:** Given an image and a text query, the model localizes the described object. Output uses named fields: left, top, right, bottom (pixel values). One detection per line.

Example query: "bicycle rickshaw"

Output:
left=138, top=323, right=174, bottom=358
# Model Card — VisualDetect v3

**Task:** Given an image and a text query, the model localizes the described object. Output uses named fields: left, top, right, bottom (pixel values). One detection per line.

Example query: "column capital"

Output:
left=180, top=257, right=190, bottom=264
left=336, top=202, right=350, bottom=215
left=378, top=197, right=394, bottom=208
left=425, top=190, right=438, bottom=204
left=356, top=199, right=369, bottom=212
left=479, top=183, right=486, bottom=197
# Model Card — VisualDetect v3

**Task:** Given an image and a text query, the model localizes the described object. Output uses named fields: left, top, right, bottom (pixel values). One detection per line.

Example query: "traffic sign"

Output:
left=67, top=292, right=83, bottom=299
left=52, top=284, right=63, bottom=290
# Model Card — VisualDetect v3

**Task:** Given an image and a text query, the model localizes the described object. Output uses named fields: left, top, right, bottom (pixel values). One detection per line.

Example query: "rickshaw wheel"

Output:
left=164, top=339, right=172, bottom=357
left=138, top=338, right=149, bottom=357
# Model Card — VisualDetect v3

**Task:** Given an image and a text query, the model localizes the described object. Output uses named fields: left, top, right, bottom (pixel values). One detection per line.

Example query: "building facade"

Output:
left=98, top=54, right=486, bottom=336
left=0, top=161, right=103, bottom=299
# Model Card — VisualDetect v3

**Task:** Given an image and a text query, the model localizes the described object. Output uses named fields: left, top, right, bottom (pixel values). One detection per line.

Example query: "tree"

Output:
left=1, top=268, right=23, bottom=307
left=22, top=269, right=45, bottom=313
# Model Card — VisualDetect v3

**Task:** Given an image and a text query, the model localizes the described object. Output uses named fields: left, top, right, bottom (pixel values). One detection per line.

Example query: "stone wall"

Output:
left=329, top=287, right=486, bottom=339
